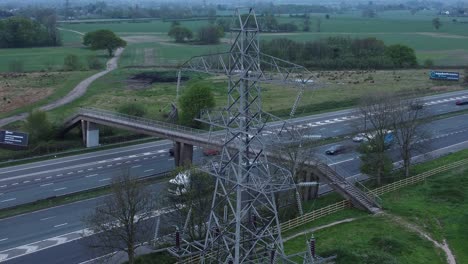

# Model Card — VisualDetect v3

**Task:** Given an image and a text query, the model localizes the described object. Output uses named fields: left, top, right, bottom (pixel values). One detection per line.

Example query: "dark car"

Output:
left=169, top=148, right=174, bottom=156
left=325, top=145, right=345, bottom=155
left=455, top=100, right=468, bottom=106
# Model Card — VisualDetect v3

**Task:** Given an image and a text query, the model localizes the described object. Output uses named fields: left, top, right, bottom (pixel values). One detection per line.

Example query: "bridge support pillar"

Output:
left=174, top=142, right=193, bottom=167
left=82, top=121, right=99, bottom=148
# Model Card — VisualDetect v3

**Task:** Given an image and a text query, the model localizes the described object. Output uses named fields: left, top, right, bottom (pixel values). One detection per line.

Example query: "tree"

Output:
left=164, top=167, right=214, bottom=241
left=357, top=92, right=396, bottom=185
left=178, top=81, right=215, bottom=128
left=168, top=26, right=193, bottom=43
left=23, top=110, right=53, bottom=143
left=390, top=98, right=427, bottom=177
left=385, top=44, right=417, bottom=68
left=84, top=172, right=156, bottom=264
left=432, top=17, right=442, bottom=30
left=83, top=29, right=126, bottom=57
left=197, top=25, right=224, bottom=44
left=303, top=16, right=311, bottom=32
left=423, top=59, right=434, bottom=68
left=325, top=14, right=330, bottom=19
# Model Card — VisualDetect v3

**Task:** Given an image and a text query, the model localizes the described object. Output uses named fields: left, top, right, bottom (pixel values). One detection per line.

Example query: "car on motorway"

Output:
left=203, top=148, right=220, bottom=156
left=352, top=133, right=368, bottom=143
left=455, top=99, right=468, bottom=106
left=325, top=144, right=345, bottom=155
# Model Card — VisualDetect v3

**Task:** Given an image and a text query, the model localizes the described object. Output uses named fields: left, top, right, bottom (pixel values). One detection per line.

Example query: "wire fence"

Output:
left=176, top=157, right=468, bottom=263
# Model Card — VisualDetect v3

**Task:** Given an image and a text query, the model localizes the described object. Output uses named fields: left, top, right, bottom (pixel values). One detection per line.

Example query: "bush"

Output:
left=118, top=102, right=147, bottom=117
left=86, top=55, right=104, bottom=70
left=8, top=60, right=24, bottom=72
left=63, top=54, right=82, bottom=71
left=23, top=110, right=54, bottom=143
left=197, top=25, right=224, bottom=44
left=423, top=59, right=434, bottom=68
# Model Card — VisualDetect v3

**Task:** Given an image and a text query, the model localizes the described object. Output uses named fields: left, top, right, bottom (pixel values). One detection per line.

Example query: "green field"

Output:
left=0, top=46, right=107, bottom=72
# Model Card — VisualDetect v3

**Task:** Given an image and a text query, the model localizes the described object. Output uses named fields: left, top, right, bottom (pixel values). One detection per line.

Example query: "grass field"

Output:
left=0, top=46, right=107, bottom=72
left=58, top=10, right=468, bottom=66
left=383, top=165, right=468, bottom=263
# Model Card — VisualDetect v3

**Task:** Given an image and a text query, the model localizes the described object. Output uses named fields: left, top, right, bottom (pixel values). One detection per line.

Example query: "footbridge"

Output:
left=62, top=107, right=223, bottom=166
left=62, top=107, right=381, bottom=213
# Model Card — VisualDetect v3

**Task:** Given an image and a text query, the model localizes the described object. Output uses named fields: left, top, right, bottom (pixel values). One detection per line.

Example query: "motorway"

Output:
left=0, top=90, right=468, bottom=263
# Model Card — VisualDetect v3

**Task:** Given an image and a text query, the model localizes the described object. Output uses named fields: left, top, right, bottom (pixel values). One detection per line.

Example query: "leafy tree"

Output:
left=303, top=16, right=311, bottom=32
left=197, top=25, right=224, bottom=44
left=23, top=110, right=53, bottom=143
left=432, top=17, right=442, bottom=30
left=325, top=14, right=330, bottom=19
left=216, top=18, right=231, bottom=32
left=118, top=102, right=147, bottom=117
left=0, top=16, right=58, bottom=48
left=385, top=44, right=417, bottom=68
left=83, top=29, right=126, bottom=57
left=179, top=81, right=215, bottom=128
left=168, top=26, right=193, bottom=43
left=63, top=54, right=82, bottom=71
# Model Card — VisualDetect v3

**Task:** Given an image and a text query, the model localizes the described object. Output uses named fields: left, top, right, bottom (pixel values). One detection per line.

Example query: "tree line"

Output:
left=261, top=37, right=418, bottom=69
left=0, top=14, right=61, bottom=48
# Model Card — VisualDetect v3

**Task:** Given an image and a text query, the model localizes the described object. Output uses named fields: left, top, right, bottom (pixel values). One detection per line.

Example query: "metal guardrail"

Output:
left=78, top=107, right=208, bottom=137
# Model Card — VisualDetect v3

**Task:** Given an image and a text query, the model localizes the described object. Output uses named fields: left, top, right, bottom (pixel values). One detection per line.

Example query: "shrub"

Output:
left=8, top=60, right=24, bottom=72
left=423, top=59, right=434, bottom=68
left=63, top=54, right=82, bottom=71
left=118, top=102, right=147, bottom=117
left=86, top=55, right=104, bottom=70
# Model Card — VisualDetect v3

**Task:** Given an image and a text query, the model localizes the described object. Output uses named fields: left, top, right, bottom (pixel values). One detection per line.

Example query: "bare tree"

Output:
left=84, top=172, right=156, bottom=264
left=358, top=92, right=396, bottom=185
left=390, top=98, right=427, bottom=177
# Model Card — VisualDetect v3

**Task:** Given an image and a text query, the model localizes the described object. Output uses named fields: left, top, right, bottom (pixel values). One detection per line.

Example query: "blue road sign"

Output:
left=430, top=71, right=459, bottom=81
left=0, top=130, right=29, bottom=147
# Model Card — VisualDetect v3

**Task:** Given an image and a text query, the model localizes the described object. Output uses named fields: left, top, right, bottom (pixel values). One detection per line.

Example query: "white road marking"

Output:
left=97, top=166, right=103, bottom=169
left=329, top=158, right=355, bottom=166
left=0, top=238, right=8, bottom=242
left=54, top=187, right=67, bottom=192
left=113, top=158, right=122, bottom=161
left=23, top=181, right=30, bottom=184
left=87, top=168, right=93, bottom=171
left=0, top=198, right=16, bottom=203
left=67, top=172, right=73, bottom=175
left=34, top=178, right=41, bottom=181
left=131, top=165, right=141, bottom=168
left=85, top=174, right=98, bottom=178
left=40, top=216, right=56, bottom=221
left=54, top=223, right=68, bottom=228
left=11, top=183, right=18, bottom=186
left=78, top=170, right=83, bottom=173
left=99, top=178, right=111, bottom=182
left=168, top=158, right=174, bottom=161
left=0, top=185, right=6, bottom=188
left=46, top=176, right=52, bottom=179
left=144, top=169, right=154, bottom=172
left=157, top=150, right=166, bottom=153
left=56, top=174, right=63, bottom=177
left=40, top=183, right=54, bottom=187
left=116, top=163, right=122, bottom=165
left=128, top=155, right=137, bottom=158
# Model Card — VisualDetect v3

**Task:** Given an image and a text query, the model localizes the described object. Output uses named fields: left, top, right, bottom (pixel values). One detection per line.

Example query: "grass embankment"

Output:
left=43, top=67, right=463, bottom=124
left=284, top=149, right=468, bottom=263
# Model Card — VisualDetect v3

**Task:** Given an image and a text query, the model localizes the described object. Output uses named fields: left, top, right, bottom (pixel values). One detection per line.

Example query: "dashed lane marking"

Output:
left=144, top=169, right=154, bottom=173
left=53, top=223, right=68, bottom=228
left=131, top=165, right=141, bottom=168
left=99, top=178, right=111, bottom=182
left=85, top=174, right=98, bottom=178
left=0, top=198, right=16, bottom=203
left=40, top=183, right=53, bottom=187
left=54, top=187, right=67, bottom=192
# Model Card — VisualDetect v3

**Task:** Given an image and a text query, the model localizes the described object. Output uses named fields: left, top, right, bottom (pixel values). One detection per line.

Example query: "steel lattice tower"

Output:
left=170, top=8, right=323, bottom=264
left=200, top=10, right=295, bottom=264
